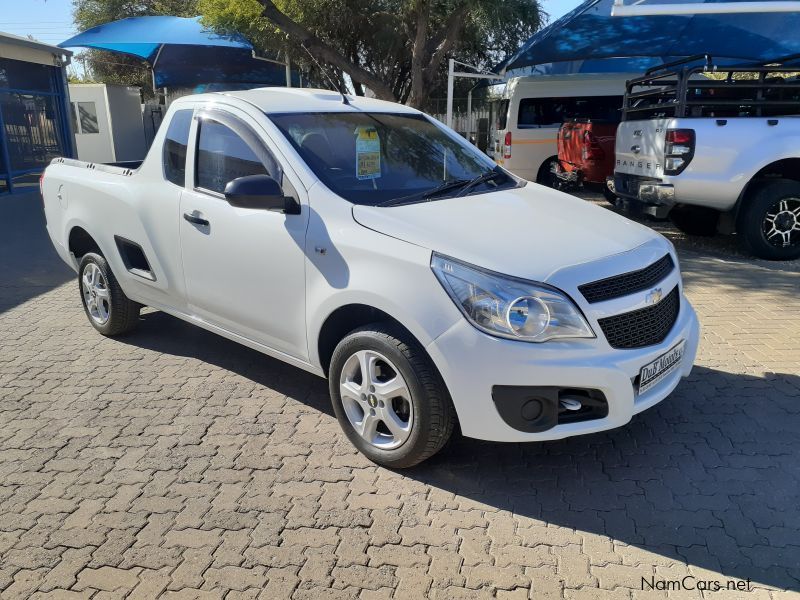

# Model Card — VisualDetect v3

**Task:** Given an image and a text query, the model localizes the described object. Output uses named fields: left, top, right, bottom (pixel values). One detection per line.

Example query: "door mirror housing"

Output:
left=224, top=174, right=300, bottom=214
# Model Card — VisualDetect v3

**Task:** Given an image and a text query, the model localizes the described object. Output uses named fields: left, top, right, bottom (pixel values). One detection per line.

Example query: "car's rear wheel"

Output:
left=328, top=323, right=454, bottom=468
left=738, top=179, right=800, bottom=260
left=78, top=252, right=140, bottom=335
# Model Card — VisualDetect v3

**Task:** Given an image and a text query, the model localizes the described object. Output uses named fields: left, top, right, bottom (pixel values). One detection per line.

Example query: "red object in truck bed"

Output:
left=556, top=120, right=618, bottom=187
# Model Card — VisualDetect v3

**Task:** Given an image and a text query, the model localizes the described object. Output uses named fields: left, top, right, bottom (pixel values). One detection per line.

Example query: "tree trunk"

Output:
left=407, top=2, right=470, bottom=110
left=407, top=0, right=430, bottom=109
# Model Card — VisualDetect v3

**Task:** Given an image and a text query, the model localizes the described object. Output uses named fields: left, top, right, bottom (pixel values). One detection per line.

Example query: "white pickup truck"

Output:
left=42, top=88, right=698, bottom=467
left=613, top=57, right=800, bottom=260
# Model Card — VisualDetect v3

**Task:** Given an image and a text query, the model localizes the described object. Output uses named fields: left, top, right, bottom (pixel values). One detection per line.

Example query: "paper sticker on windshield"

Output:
left=355, top=126, right=381, bottom=180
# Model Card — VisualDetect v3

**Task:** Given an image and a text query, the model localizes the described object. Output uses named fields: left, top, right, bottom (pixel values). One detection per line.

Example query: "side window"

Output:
left=517, top=96, right=625, bottom=128
left=518, top=98, right=564, bottom=128
left=163, top=109, right=193, bottom=187
left=495, top=99, right=509, bottom=130
left=195, top=119, right=274, bottom=195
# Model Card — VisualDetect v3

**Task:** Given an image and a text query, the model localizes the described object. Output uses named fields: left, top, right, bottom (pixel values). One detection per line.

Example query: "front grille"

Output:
left=598, top=286, right=680, bottom=349
left=579, top=254, right=674, bottom=304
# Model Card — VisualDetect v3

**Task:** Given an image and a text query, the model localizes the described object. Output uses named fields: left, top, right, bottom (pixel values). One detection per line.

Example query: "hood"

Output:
left=352, top=184, right=659, bottom=282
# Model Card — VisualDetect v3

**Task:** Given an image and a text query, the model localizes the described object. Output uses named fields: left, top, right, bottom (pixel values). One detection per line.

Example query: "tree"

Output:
left=72, top=0, right=199, bottom=97
left=199, top=0, right=542, bottom=108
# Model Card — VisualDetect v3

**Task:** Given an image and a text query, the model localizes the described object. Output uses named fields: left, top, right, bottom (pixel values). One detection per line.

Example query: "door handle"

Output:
left=183, top=212, right=209, bottom=226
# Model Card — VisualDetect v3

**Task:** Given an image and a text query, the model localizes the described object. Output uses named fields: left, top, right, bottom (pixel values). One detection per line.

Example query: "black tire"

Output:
left=78, top=252, right=140, bottom=336
left=328, top=323, right=455, bottom=468
left=669, top=204, right=720, bottom=236
left=602, top=185, right=619, bottom=205
left=738, top=179, right=800, bottom=261
left=536, top=157, right=559, bottom=188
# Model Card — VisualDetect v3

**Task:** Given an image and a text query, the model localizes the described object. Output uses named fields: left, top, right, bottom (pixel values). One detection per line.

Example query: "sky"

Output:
left=2, top=0, right=583, bottom=46
left=2, top=0, right=77, bottom=45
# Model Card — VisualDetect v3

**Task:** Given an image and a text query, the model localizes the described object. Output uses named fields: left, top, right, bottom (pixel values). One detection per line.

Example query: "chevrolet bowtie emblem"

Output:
left=646, top=287, right=663, bottom=305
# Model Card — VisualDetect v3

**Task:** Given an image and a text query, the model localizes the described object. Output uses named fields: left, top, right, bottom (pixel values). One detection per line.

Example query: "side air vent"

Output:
left=114, top=236, right=156, bottom=281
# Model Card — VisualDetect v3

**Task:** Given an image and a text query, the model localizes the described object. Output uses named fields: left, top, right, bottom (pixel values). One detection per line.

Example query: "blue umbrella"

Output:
left=501, top=0, right=800, bottom=73
left=60, top=16, right=292, bottom=89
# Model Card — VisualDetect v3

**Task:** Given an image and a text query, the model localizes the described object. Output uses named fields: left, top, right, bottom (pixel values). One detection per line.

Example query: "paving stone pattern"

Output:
left=1, top=194, right=798, bottom=598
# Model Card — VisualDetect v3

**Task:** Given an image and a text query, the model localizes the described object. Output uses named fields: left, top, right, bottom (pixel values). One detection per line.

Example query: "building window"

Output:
left=74, top=102, right=99, bottom=134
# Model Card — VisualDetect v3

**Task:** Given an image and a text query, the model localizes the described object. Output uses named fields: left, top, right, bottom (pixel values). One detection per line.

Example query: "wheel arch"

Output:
left=316, top=303, right=423, bottom=378
left=68, top=225, right=102, bottom=260
left=735, top=157, right=800, bottom=219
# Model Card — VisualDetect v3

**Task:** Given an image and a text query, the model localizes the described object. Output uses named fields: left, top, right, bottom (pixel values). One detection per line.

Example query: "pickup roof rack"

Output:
left=622, top=54, right=800, bottom=120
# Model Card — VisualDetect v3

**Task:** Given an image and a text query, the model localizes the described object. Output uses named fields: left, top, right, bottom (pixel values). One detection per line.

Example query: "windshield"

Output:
left=268, top=112, right=519, bottom=205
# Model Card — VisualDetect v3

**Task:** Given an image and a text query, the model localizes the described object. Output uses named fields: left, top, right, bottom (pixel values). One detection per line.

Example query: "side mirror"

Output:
left=224, top=174, right=300, bottom=214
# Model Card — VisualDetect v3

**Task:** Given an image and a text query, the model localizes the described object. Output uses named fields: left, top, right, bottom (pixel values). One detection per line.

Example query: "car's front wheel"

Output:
left=328, top=324, right=455, bottom=468
left=78, top=252, right=140, bottom=336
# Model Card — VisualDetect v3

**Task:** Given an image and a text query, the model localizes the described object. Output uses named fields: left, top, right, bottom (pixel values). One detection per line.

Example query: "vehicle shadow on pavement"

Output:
left=121, top=310, right=334, bottom=417
left=0, top=192, right=72, bottom=314
left=119, top=308, right=800, bottom=592
left=419, top=365, right=800, bottom=592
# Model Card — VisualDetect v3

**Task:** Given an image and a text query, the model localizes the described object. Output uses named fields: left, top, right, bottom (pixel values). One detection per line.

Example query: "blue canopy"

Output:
left=502, top=0, right=800, bottom=73
left=60, top=16, right=293, bottom=88
left=60, top=16, right=253, bottom=61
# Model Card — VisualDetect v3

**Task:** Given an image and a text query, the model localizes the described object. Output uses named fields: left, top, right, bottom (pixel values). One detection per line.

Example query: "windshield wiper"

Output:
left=379, top=178, right=471, bottom=207
left=453, top=170, right=506, bottom=197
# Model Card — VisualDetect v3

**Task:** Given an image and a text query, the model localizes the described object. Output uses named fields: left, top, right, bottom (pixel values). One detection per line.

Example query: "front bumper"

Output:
left=426, top=294, right=699, bottom=443
left=614, top=172, right=675, bottom=206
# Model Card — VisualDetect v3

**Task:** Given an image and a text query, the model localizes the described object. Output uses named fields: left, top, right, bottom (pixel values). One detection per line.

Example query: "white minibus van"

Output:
left=487, top=73, right=635, bottom=183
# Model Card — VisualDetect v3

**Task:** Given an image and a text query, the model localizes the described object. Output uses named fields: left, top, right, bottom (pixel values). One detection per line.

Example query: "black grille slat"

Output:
left=579, top=254, right=674, bottom=304
left=598, top=286, right=680, bottom=349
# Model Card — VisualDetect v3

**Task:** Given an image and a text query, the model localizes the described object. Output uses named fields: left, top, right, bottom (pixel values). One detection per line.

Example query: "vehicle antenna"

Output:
left=299, top=43, right=350, bottom=105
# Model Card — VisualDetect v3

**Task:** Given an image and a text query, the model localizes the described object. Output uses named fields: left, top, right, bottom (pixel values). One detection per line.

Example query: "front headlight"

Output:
left=431, top=253, right=595, bottom=343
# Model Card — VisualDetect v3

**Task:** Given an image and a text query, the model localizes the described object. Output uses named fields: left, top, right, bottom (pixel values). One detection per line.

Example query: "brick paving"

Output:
left=1, top=192, right=799, bottom=598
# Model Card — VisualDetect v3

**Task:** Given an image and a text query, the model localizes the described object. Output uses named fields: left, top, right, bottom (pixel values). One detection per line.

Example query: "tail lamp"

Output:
left=664, top=129, right=695, bottom=175
left=503, top=132, right=512, bottom=160
left=581, top=130, right=605, bottom=162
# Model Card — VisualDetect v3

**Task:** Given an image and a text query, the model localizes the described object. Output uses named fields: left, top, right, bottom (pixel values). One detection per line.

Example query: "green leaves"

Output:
left=72, top=0, right=542, bottom=106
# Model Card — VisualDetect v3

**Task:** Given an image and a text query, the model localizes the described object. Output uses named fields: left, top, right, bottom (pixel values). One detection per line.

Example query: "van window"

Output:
left=491, top=99, right=510, bottom=130
left=517, top=96, right=623, bottom=128
left=163, top=109, right=193, bottom=187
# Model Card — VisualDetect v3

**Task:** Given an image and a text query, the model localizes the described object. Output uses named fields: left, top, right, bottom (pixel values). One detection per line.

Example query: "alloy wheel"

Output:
left=339, top=349, right=413, bottom=450
left=763, top=197, right=800, bottom=248
left=81, top=263, right=111, bottom=325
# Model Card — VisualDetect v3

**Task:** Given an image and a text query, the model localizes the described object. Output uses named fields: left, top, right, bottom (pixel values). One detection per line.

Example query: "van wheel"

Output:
left=328, top=323, right=455, bottom=468
left=536, top=157, right=559, bottom=188
left=78, top=253, right=140, bottom=336
left=669, top=205, right=720, bottom=236
left=738, top=179, right=800, bottom=260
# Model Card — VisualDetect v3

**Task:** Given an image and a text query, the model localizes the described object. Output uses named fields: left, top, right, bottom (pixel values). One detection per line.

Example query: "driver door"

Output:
left=179, top=107, right=309, bottom=360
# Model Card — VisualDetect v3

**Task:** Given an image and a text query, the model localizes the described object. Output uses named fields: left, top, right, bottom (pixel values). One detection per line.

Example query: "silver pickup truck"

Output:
left=612, top=56, right=800, bottom=261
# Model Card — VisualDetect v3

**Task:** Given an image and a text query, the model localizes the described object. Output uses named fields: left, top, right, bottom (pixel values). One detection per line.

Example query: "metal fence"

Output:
left=428, top=99, right=491, bottom=151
